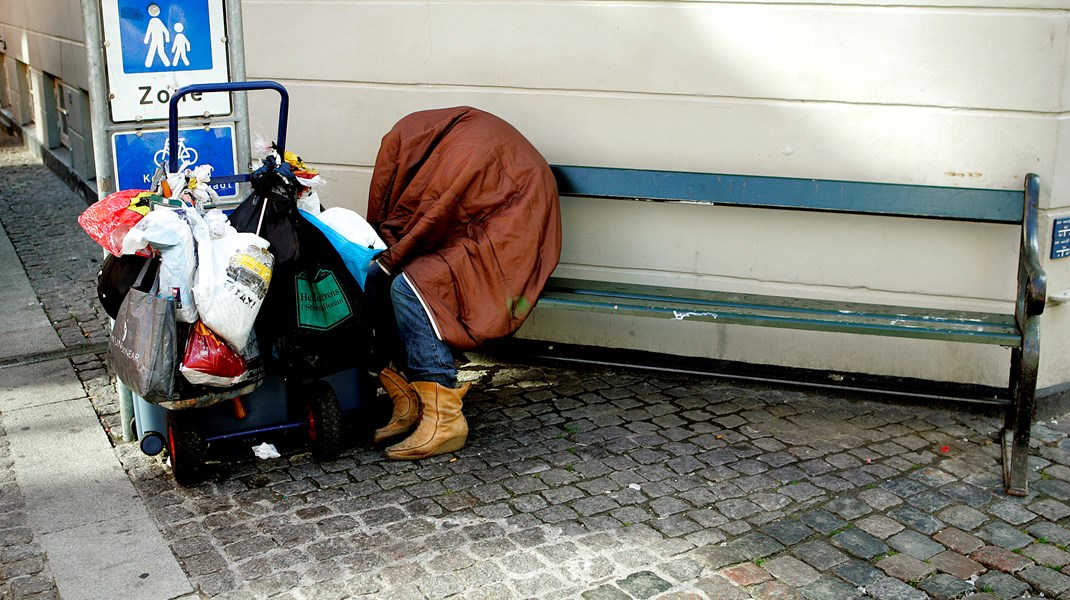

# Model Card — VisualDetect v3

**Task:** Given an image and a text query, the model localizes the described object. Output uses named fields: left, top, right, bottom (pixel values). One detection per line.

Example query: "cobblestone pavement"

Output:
left=5, top=130, right=1070, bottom=599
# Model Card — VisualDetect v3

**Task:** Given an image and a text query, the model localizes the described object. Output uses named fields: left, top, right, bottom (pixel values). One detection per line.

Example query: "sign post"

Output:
left=87, top=0, right=247, bottom=440
left=100, top=0, right=239, bottom=197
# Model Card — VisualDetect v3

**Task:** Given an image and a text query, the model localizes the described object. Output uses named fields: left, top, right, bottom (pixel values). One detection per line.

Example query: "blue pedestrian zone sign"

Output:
left=102, top=0, right=230, bottom=122
left=112, top=124, right=239, bottom=199
left=118, top=0, right=213, bottom=74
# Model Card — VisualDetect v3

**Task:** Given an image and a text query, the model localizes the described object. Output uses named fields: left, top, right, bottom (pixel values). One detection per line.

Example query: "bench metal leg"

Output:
left=1002, top=328, right=1039, bottom=496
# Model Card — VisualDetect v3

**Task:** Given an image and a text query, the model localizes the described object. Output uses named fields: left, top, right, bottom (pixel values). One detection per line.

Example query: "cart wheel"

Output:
left=166, top=411, right=208, bottom=486
left=306, top=383, right=344, bottom=461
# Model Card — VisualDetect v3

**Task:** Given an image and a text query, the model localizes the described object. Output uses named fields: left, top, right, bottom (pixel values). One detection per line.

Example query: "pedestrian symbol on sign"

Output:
left=143, top=5, right=170, bottom=68
left=120, top=1, right=213, bottom=74
left=172, top=23, right=191, bottom=67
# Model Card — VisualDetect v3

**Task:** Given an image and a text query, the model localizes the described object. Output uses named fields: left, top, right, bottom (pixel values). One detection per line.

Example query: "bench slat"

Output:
left=551, top=165, right=1023, bottom=224
left=539, top=278, right=1020, bottom=346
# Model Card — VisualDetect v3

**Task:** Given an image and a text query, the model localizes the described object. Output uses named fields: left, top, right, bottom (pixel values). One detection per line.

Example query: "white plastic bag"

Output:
left=121, top=209, right=198, bottom=323
left=297, top=188, right=321, bottom=215
left=317, top=207, right=387, bottom=249
left=252, top=442, right=281, bottom=459
left=164, top=173, right=187, bottom=199
left=203, top=208, right=237, bottom=239
left=194, top=232, right=274, bottom=350
left=185, top=165, right=221, bottom=207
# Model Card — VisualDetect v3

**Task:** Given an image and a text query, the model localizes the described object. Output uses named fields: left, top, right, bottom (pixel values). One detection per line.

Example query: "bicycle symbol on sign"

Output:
left=154, top=137, right=199, bottom=172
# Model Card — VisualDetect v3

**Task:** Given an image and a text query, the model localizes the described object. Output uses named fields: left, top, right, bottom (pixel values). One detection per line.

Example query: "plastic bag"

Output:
left=121, top=208, right=199, bottom=323
left=179, top=321, right=247, bottom=387
left=301, top=210, right=382, bottom=290
left=297, top=188, right=321, bottom=215
left=229, top=155, right=301, bottom=265
left=164, top=173, right=187, bottom=199
left=164, top=325, right=265, bottom=409
left=78, top=189, right=154, bottom=256
left=317, top=207, right=386, bottom=249
left=195, top=232, right=274, bottom=350
left=183, top=164, right=221, bottom=207
left=203, top=209, right=236, bottom=238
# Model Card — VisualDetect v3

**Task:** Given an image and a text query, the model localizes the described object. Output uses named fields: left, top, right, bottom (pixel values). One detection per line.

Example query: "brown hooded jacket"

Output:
left=366, top=107, right=562, bottom=350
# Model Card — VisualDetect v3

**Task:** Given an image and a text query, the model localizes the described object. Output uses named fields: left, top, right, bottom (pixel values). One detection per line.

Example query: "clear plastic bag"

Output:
left=121, top=208, right=199, bottom=323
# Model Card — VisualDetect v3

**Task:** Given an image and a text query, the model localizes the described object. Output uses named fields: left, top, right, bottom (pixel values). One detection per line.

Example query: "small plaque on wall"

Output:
left=1052, top=217, right=1070, bottom=259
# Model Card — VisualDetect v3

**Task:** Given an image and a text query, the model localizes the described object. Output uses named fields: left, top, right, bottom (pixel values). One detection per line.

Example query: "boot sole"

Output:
left=385, top=433, right=468, bottom=460
left=373, top=421, right=418, bottom=445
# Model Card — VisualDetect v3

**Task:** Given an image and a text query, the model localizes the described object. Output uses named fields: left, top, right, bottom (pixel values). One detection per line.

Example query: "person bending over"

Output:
left=364, top=106, right=562, bottom=460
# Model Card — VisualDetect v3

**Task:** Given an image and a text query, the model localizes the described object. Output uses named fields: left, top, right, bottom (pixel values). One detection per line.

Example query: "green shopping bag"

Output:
left=296, top=269, right=353, bottom=331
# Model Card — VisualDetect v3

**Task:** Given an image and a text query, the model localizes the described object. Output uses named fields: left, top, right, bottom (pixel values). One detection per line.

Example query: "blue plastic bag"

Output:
left=299, top=210, right=382, bottom=290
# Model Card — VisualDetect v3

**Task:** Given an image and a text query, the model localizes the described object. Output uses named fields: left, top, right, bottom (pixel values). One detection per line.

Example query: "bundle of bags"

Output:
left=226, top=143, right=385, bottom=380
left=83, top=164, right=273, bottom=402
left=83, top=147, right=385, bottom=404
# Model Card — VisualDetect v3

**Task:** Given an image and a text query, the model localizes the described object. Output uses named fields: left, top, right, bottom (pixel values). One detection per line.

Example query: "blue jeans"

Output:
left=391, top=274, right=457, bottom=388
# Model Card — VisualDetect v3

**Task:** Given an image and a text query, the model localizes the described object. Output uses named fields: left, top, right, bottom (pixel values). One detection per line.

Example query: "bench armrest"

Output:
left=1018, top=173, right=1047, bottom=319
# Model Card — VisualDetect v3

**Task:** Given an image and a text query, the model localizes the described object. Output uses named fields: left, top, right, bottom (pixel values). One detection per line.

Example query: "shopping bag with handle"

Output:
left=108, top=260, right=177, bottom=402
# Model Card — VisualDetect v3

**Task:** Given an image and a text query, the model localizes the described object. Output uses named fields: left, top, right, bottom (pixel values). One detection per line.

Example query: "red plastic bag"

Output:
left=78, top=189, right=153, bottom=256
left=179, top=321, right=247, bottom=387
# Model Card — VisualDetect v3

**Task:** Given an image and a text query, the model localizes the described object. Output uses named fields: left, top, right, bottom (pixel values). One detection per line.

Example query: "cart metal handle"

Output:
left=167, top=80, right=289, bottom=175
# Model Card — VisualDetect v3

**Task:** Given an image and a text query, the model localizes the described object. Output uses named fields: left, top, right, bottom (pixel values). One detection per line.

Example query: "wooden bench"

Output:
left=533, top=165, right=1045, bottom=496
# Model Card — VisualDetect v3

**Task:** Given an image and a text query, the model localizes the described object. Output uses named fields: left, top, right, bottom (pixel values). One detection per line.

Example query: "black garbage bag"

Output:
left=261, top=212, right=377, bottom=379
left=228, top=155, right=301, bottom=266
left=97, top=253, right=161, bottom=319
left=229, top=156, right=377, bottom=380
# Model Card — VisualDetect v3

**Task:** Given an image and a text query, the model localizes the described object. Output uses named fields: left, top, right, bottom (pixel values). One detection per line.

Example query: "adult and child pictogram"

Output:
left=117, top=0, right=214, bottom=75
left=142, top=4, right=194, bottom=70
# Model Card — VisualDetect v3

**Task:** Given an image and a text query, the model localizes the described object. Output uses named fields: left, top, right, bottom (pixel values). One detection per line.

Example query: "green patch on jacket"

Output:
left=507, top=295, right=533, bottom=320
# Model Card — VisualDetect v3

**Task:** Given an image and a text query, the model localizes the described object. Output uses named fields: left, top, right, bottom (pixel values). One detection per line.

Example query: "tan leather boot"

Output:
left=384, top=381, right=470, bottom=460
left=373, top=368, right=420, bottom=444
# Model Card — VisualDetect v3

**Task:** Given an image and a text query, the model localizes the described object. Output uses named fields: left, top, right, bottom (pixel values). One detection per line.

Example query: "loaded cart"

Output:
left=112, top=81, right=379, bottom=486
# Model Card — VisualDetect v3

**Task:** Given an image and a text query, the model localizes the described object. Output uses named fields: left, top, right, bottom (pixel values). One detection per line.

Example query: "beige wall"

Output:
left=0, top=0, right=88, bottom=92
left=0, top=0, right=93, bottom=174
left=243, top=1, right=1066, bottom=196
left=242, top=0, right=1069, bottom=390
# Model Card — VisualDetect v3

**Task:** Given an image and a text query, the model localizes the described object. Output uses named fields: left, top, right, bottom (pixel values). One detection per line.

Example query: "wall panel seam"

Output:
left=247, top=77, right=1070, bottom=117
